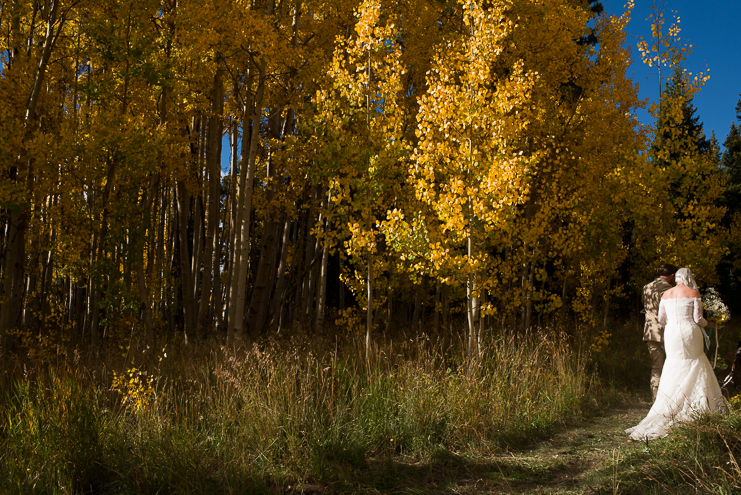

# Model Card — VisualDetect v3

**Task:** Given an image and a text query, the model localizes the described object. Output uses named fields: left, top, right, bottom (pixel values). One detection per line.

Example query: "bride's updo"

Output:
left=675, top=267, right=698, bottom=289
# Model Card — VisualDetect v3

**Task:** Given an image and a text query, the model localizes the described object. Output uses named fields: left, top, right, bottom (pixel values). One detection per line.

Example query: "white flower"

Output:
left=702, top=288, right=730, bottom=324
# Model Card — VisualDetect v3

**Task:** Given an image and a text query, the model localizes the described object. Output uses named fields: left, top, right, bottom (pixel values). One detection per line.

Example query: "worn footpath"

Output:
left=322, top=398, right=652, bottom=494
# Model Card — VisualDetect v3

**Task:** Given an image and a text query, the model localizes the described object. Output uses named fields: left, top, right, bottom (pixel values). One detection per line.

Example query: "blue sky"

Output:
left=605, top=0, right=741, bottom=147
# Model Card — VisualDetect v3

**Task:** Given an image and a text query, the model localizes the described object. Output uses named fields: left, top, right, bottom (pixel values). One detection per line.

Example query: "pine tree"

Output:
left=721, top=99, right=741, bottom=212
left=641, top=63, right=727, bottom=284
left=718, top=98, right=741, bottom=306
left=652, top=66, right=711, bottom=166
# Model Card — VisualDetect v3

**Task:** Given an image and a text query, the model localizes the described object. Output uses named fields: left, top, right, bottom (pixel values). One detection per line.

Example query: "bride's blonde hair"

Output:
left=675, top=267, right=698, bottom=289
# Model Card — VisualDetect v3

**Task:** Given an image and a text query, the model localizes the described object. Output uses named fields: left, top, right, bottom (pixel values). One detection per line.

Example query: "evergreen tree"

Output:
left=718, top=97, right=741, bottom=308
left=652, top=66, right=711, bottom=166
left=721, top=98, right=741, bottom=211
left=636, top=63, right=726, bottom=287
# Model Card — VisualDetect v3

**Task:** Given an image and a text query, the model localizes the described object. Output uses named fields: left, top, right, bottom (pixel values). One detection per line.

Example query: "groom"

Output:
left=642, top=263, right=677, bottom=402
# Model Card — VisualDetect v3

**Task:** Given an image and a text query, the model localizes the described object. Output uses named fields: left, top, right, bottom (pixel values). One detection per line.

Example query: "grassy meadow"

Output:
left=1, top=320, right=740, bottom=494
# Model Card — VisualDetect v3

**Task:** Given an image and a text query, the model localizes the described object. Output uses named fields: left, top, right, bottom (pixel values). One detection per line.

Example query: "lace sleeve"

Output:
left=658, top=299, right=667, bottom=327
left=693, top=298, right=707, bottom=327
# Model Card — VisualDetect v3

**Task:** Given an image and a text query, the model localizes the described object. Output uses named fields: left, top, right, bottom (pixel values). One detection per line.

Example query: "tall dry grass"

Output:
left=0, top=331, right=592, bottom=493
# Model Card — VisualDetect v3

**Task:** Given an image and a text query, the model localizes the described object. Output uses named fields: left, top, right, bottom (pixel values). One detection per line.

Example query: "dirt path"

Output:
left=347, top=398, right=653, bottom=494
left=495, top=399, right=650, bottom=494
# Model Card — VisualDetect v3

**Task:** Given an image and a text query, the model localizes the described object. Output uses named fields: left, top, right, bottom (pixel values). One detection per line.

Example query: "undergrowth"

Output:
left=0, top=331, right=592, bottom=494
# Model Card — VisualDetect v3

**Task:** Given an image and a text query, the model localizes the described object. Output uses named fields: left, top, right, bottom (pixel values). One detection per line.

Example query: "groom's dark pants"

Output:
left=646, top=341, right=666, bottom=402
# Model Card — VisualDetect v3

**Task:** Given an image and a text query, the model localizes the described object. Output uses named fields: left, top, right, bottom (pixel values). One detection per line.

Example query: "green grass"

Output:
left=599, top=403, right=741, bottom=494
left=3, top=322, right=739, bottom=494
left=0, top=331, right=592, bottom=494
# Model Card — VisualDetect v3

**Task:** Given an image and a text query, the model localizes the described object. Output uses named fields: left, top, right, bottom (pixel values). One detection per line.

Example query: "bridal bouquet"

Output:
left=702, top=288, right=731, bottom=324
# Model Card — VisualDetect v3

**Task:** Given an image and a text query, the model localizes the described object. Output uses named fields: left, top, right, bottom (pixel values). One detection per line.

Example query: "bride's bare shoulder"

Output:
left=661, top=287, right=700, bottom=300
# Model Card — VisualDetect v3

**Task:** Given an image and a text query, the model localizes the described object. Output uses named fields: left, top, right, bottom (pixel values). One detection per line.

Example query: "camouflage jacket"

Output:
left=642, top=277, right=673, bottom=342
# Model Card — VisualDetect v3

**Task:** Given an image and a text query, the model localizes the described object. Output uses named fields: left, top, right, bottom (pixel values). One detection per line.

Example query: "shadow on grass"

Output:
left=309, top=447, right=581, bottom=494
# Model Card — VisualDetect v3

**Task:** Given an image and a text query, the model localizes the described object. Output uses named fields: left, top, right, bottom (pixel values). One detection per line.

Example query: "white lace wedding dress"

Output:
left=626, top=297, right=726, bottom=441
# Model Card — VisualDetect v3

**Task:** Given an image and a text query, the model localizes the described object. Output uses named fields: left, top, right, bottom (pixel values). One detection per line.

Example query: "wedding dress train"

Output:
left=626, top=297, right=725, bottom=441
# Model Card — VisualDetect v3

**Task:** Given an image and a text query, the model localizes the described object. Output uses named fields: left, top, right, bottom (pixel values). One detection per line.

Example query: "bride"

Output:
left=627, top=267, right=726, bottom=441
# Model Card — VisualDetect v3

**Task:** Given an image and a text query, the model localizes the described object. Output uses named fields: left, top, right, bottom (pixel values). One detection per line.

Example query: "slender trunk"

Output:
left=339, top=259, right=346, bottom=311
left=602, top=277, right=612, bottom=331
left=466, top=233, right=477, bottom=360
left=191, top=195, right=204, bottom=305
left=434, top=283, right=441, bottom=336
left=291, top=211, right=308, bottom=325
left=73, top=282, right=85, bottom=345
left=225, top=121, right=241, bottom=334
left=373, top=293, right=382, bottom=330
left=478, top=290, right=485, bottom=353
left=155, top=185, right=166, bottom=281
left=22, top=272, right=36, bottom=330
left=314, top=214, right=330, bottom=335
left=364, top=44, right=372, bottom=367
left=520, top=252, right=528, bottom=333
left=385, top=290, right=392, bottom=333
left=306, top=218, right=323, bottom=321
left=247, top=219, right=278, bottom=337
left=271, top=217, right=291, bottom=331
left=413, top=290, right=421, bottom=331
left=137, top=174, right=159, bottom=348
left=229, top=61, right=265, bottom=344
left=442, top=284, right=449, bottom=350
left=168, top=190, right=178, bottom=333
left=197, top=62, right=224, bottom=337
left=560, top=270, right=568, bottom=326
left=0, top=216, right=24, bottom=352
left=365, top=250, right=372, bottom=366
left=299, top=205, right=317, bottom=323
left=63, top=275, right=71, bottom=329
left=40, top=202, right=56, bottom=328
left=212, top=207, right=225, bottom=332
left=176, top=181, right=194, bottom=344
left=90, top=157, right=117, bottom=353
left=525, top=262, right=534, bottom=330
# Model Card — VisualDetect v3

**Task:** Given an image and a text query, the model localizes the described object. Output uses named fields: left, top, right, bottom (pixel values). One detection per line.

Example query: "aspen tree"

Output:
left=406, top=0, right=535, bottom=353
left=0, top=0, right=76, bottom=356
left=312, top=0, right=409, bottom=361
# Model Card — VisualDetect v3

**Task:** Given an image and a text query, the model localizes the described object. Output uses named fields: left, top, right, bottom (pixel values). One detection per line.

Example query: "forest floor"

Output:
left=310, top=395, right=651, bottom=494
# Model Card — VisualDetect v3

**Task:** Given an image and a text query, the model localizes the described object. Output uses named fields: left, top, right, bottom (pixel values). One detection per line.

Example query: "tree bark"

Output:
left=137, top=174, right=159, bottom=348
left=365, top=249, right=372, bottom=367
left=228, top=61, right=265, bottom=345
left=247, top=218, right=278, bottom=337
left=197, top=61, right=224, bottom=337
left=299, top=199, right=317, bottom=325
left=0, top=216, right=24, bottom=353
left=525, top=261, right=534, bottom=331
left=385, top=289, right=392, bottom=334
left=602, top=277, right=612, bottom=331
left=271, top=217, right=292, bottom=331
left=314, top=212, right=330, bottom=335
left=176, top=181, right=195, bottom=344
left=434, top=283, right=441, bottom=336
left=224, top=121, right=240, bottom=333
left=413, top=290, right=421, bottom=332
